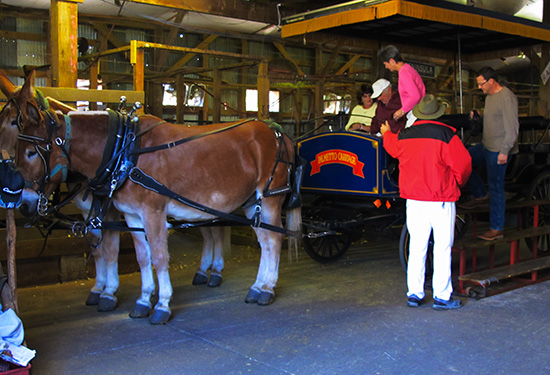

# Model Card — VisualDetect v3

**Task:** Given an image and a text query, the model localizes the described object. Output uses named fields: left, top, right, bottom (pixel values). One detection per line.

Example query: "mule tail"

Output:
left=285, top=206, right=302, bottom=261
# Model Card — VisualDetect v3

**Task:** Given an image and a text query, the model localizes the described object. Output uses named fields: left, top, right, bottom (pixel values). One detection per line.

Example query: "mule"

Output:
left=11, top=70, right=301, bottom=324
left=0, top=71, right=231, bottom=314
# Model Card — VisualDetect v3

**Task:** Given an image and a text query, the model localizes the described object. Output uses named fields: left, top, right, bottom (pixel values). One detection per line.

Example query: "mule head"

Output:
left=13, top=71, right=67, bottom=216
left=0, top=70, right=24, bottom=157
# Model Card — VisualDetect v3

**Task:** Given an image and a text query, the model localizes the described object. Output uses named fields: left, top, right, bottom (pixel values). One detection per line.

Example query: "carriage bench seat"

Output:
left=453, top=225, right=550, bottom=298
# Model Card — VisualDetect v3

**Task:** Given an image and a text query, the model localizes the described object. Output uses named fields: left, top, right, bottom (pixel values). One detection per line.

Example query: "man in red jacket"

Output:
left=381, top=94, right=471, bottom=310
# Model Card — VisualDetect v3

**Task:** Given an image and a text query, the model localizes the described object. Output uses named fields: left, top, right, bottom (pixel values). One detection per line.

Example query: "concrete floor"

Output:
left=16, top=230, right=550, bottom=375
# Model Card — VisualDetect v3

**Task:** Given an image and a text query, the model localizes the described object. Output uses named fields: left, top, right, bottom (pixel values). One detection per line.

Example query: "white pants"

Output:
left=406, top=199, right=455, bottom=301
left=405, top=111, right=416, bottom=128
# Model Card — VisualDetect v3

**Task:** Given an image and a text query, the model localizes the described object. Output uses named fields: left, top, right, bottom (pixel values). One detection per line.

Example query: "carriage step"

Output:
left=458, top=257, right=550, bottom=288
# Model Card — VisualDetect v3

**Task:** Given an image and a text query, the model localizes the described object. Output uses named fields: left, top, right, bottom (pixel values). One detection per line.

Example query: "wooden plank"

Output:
left=0, top=229, right=135, bottom=261
left=457, top=199, right=550, bottom=215
left=459, top=257, right=550, bottom=286
left=0, top=87, right=144, bottom=105
left=454, top=225, right=550, bottom=249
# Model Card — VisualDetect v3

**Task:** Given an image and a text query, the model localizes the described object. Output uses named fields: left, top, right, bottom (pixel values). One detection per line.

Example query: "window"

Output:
left=245, top=89, right=280, bottom=113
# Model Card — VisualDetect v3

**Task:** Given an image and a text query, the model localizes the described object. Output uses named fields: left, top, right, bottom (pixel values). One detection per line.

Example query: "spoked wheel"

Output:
left=523, top=170, right=550, bottom=254
left=303, top=221, right=355, bottom=263
left=398, top=212, right=470, bottom=272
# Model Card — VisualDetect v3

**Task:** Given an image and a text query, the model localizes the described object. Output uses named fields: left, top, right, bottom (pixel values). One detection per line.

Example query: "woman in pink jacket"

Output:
left=379, top=45, right=425, bottom=128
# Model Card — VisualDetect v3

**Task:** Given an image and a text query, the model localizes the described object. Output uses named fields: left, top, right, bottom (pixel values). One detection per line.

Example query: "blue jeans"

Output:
left=466, top=143, right=507, bottom=231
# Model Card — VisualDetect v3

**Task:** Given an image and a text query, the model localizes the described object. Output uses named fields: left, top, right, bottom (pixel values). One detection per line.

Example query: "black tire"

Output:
left=303, top=222, right=354, bottom=263
left=398, top=212, right=470, bottom=272
left=523, top=170, right=550, bottom=254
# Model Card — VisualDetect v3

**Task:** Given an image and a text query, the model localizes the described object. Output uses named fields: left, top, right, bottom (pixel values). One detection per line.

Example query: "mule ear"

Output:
left=0, top=69, right=16, bottom=98
left=20, top=69, right=36, bottom=101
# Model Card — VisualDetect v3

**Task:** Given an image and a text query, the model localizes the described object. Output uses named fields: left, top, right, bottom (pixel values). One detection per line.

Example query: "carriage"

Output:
left=297, top=113, right=550, bottom=265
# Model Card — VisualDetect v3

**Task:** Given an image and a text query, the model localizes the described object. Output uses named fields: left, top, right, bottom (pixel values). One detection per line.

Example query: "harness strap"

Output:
left=131, top=118, right=256, bottom=155
left=128, top=167, right=297, bottom=237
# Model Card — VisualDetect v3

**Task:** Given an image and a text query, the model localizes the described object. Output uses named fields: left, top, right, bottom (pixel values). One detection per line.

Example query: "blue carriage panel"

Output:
left=297, top=131, right=398, bottom=197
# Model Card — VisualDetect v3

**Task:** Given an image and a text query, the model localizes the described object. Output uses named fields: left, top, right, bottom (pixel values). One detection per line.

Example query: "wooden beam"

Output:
left=126, top=0, right=279, bottom=24
left=257, top=60, right=269, bottom=120
left=165, top=34, right=218, bottom=74
left=273, top=42, right=305, bottom=76
left=91, top=22, right=127, bottom=50
left=0, top=30, right=47, bottom=42
left=335, top=55, right=361, bottom=76
left=155, top=11, right=186, bottom=70
left=50, top=0, right=82, bottom=87
left=0, top=87, right=144, bottom=104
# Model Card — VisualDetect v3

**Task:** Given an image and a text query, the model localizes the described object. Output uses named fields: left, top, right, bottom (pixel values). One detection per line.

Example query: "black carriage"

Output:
left=297, top=114, right=550, bottom=264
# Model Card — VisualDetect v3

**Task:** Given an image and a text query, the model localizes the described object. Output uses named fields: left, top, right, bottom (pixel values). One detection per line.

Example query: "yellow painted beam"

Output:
left=50, top=0, right=83, bottom=87
left=0, top=88, right=144, bottom=105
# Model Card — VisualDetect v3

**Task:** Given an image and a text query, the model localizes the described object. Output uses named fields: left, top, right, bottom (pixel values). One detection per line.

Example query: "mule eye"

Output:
left=25, top=149, right=38, bottom=159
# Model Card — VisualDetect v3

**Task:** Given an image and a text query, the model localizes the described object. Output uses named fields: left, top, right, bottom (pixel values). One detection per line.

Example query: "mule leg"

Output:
left=245, top=200, right=284, bottom=305
left=86, top=240, right=105, bottom=306
left=142, top=215, right=172, bottom=325
left=193, top=227, right=214, bottom=285
left=125, top=213, right=155, bottom=319
left=96, top=228, right=120, bottom=312
left=208, top=226, right=227, bottom=287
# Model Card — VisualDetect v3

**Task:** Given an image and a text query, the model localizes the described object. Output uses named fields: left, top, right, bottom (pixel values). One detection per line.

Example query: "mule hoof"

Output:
left=257, top=291, right=275, bottom=306
left=208, top=274, right=222, bottom=287
left=149, top=309, right=171, bottom=325
left=85, top=291, right=101, bottom=306
left=245, top=288, right=261, bottom=304
left=129, top=303, right=151, bottom=319
left=97, top=296, right=118, bottom=312
left=192, top=271, right=208, bottom=285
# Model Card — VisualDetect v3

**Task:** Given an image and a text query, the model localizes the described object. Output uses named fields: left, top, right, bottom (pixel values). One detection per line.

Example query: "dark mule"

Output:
left=0, top=71, right=231, bottom=314
left=12, top=71, right=301, bottom=324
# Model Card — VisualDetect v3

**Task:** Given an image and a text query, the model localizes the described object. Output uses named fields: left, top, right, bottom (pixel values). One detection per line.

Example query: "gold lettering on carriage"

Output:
left=310, top=149, right=365, bottom=178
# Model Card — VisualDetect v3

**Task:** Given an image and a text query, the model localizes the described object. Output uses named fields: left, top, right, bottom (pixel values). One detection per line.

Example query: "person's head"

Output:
left=371, top=78, right=392, bottom=105
left=378, top=45, right=403, bottom=72
left=412, top=94, right=447, bottom=120
left=476, top=66, right=500, bottom=95
left=356, top=84, right=374, bottom=108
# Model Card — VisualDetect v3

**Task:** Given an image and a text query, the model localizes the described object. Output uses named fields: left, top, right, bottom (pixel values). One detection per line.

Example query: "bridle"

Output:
left=15, top=99, right=71, bottom=216
left=0, top=97, right=24, bottom=131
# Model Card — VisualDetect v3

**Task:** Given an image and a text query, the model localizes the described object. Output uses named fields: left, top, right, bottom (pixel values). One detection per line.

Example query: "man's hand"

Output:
left=380, top=121, right=390, bottom=135
left=497, top=153, right=508, bottom=165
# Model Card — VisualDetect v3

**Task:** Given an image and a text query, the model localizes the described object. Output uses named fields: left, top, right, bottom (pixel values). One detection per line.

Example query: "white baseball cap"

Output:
left=371, top=78, right=391, bottom=99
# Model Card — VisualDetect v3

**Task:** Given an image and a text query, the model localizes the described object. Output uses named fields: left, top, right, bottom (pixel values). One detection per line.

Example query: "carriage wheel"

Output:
left=523, top=170, right=550, bottom=254
left=302, top=222, right=354, bottom=263
left=398, top=212, right=470, bottom=272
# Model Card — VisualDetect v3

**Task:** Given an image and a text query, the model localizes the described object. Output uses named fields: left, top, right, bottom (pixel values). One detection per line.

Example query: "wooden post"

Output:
left=213, top=69, right=222, bottom=123
left=131, top=40, right=145, bottom=93
left=5, top=209, right=17, bottom=314
left=176, top=75, right=185, bottom=124
left=1, top=150, right=17, bottom=313
left=50, top=0, right=83, bottom=88
left=257, top=60, right=270, bottom=120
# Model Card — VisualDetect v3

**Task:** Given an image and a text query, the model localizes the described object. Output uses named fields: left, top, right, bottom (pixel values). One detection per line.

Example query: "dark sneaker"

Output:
left=433, top=297, right=462, bottom=311
left=458, top=195, right=489, bottom=210
left=478, top=229, right=504, bottom=241
left=407, top=295, right=424, bottom=307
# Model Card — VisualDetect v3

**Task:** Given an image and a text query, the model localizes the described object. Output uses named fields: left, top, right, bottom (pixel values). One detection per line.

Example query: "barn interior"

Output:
left=0, top=0, right=550, bottom=374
